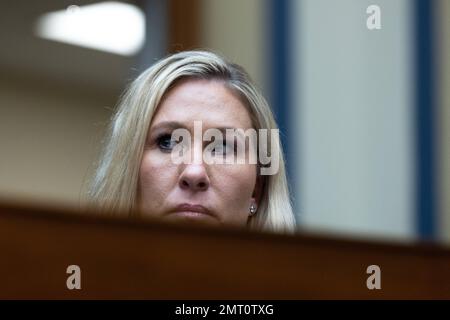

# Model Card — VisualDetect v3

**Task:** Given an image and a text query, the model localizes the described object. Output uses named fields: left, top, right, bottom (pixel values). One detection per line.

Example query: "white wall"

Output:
left=0, top=74, right=114, bottom=208
left=291, top=0, right=415, bottom=240
left=438, top=0, right=450, bottom=243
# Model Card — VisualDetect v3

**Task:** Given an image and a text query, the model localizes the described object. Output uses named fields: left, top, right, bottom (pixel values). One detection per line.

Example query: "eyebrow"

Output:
left=150, top=121, right=187, bottom=132
left=150, top=121, right=242, bottom=134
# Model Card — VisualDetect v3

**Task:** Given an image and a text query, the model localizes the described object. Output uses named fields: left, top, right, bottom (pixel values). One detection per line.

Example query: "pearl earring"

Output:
left=249, top=203, right=257, bottom=216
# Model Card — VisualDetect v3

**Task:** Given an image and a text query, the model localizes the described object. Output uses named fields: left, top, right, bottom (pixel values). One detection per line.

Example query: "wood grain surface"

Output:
left=1, top=201, right=449, bottom=299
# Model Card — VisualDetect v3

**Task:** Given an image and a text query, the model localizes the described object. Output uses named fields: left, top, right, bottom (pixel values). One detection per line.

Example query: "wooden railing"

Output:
left=1, top=201, right=449, bottom=299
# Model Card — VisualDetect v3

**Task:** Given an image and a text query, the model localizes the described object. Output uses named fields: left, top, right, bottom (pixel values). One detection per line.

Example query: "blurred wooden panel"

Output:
left=168, top=0, right=201, bottom=52
left=0, top=201, right=450, bottom=299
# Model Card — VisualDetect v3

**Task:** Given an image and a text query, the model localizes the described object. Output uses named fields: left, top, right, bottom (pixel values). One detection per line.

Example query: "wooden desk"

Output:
left=1, top=202, right=449, bottom=299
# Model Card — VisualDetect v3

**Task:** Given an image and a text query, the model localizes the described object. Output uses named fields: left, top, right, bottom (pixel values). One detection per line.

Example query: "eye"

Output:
left=156, top=133, right=178, bottom=151
left=211, top=140, right=234, bottom=156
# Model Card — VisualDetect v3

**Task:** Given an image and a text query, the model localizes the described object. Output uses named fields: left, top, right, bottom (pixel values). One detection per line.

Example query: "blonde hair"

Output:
left=88, top=50, right=296, bottom=233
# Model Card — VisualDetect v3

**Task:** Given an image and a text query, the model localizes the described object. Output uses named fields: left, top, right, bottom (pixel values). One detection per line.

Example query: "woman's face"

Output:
left=137, top=79, right=260, bottom=227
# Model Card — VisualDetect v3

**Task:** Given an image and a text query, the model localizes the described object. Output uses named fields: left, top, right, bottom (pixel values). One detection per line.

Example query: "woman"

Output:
left=88, top=50, right=296, bottom=233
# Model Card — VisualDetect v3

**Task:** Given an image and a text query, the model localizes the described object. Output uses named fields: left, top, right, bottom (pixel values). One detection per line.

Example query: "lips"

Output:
left=172, top=203, right=214, bottom=217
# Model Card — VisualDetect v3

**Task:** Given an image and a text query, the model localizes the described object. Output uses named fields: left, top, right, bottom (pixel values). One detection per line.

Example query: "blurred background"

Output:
left=0, top=0, right=448, bottom=244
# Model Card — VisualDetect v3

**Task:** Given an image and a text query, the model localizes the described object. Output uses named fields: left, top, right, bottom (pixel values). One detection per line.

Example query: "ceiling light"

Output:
left=35, top=1, right=146, bottom=56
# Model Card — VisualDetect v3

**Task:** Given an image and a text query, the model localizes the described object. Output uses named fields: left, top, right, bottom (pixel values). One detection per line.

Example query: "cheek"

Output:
left=215, top=164, right=257, bottom=211
left=138, top=151, right=176, bottom=209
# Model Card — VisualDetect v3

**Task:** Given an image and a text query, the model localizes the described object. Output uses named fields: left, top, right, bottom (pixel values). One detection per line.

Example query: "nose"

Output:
left=179, top=164, right=210, bottom=192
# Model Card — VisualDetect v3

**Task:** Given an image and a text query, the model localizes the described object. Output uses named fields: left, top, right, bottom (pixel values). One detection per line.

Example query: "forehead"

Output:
left=151, top=79, right=253, bottom=129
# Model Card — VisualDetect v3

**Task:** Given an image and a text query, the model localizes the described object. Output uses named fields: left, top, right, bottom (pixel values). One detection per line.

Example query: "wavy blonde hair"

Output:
left=87, top=50, right=296, bottom=233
